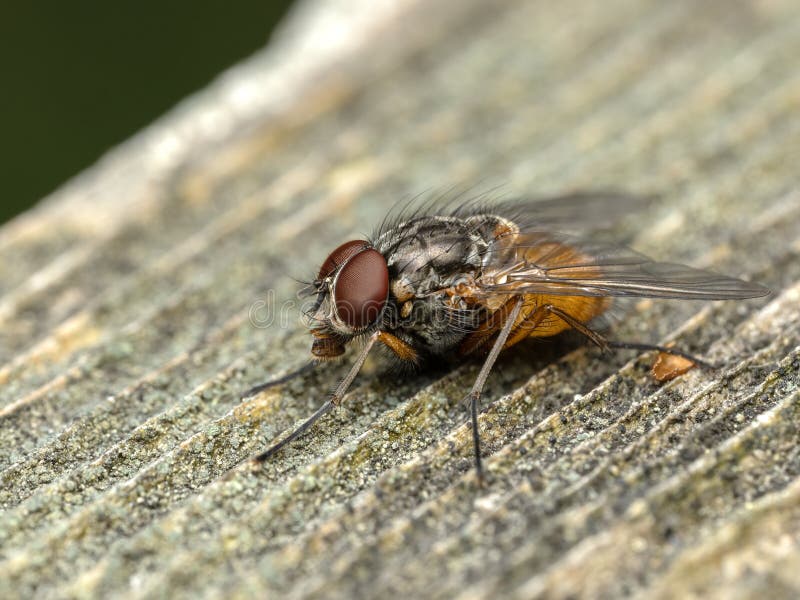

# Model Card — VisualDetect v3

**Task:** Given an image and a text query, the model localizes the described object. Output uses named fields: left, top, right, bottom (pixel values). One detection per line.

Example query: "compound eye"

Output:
left=333, top=248, right=389, bottom=329
left=318, top=240, right=369, bottom=280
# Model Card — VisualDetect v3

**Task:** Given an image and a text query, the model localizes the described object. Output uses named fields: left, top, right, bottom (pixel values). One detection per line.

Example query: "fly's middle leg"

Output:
left=464, top=298, right=524, bottom=487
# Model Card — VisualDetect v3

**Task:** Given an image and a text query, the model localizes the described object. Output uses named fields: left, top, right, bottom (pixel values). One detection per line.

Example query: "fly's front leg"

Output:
left=241, top=361, right=318, bottom=399
left=376, top=330, right=420, bottom=364
left=252, top=331, right=380, bottom=464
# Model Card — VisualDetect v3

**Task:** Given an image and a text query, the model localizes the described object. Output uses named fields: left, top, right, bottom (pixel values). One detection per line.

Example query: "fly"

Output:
left=243, top=194, right=770, bottom=485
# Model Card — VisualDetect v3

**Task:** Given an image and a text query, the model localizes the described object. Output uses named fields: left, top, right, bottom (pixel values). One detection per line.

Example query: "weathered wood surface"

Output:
left=1, top=0, right=799, bottom=597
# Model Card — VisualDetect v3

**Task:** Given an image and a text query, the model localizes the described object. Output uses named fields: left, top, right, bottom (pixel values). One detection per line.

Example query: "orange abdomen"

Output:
left=523, top=293, right=609, bottom=338
left=459, top=237, right=612, bottom=355
left=499, top=293, right=610, bottom=349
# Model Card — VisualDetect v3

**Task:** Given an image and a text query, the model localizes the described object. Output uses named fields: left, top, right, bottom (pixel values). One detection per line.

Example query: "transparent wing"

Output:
left=480, top=232, right=770, bottom=300
left=483, top=192, right=649, bottom=233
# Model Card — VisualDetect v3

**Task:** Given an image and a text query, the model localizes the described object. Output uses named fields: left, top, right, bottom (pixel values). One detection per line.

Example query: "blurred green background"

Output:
left=0, top=1, right=296, bottom=226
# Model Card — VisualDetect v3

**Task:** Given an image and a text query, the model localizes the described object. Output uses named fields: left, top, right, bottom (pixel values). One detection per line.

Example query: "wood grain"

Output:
left=1, top=0, right=798, bottom=597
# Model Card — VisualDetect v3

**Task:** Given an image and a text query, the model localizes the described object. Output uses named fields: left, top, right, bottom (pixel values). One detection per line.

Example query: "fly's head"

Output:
left=305, top=240, right=390, bottom=359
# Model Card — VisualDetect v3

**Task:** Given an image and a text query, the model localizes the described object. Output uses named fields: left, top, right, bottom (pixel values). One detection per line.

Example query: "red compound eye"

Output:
left=317, top=240, right=368, bottom=280
left=332, top=248, right=389, bottom=329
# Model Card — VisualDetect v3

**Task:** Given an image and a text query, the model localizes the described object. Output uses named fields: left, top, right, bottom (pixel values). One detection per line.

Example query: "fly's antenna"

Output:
left=251, top=331, right=379, bottom=464
left=241, top=361, right=318, bottom=399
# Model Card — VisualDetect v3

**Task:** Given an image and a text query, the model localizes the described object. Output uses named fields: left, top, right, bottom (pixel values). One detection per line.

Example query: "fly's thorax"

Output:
left=377, top=213, right=519, bottom=298
left=463, top=213, right=520, bottom=259
left=367, top=213, right=519, bottom=355
left=385, top=293, right=484, bottom=356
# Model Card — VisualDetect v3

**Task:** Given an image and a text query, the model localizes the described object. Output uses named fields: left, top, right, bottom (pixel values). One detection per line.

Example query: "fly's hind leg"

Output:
left=543, top=304, right=717, bottom=369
